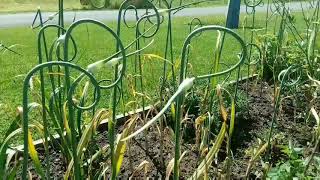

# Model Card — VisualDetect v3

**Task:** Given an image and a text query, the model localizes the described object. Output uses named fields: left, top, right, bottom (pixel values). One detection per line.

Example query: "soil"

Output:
left=21, top=80, right=316, bottom=179
left=230, top=81, right=314, bottom=179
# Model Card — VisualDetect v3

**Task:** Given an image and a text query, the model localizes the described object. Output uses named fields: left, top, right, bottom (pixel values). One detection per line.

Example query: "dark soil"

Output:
left=230, top=81, right=314, bottom=178
left=21, top=80, right=315, bottom=179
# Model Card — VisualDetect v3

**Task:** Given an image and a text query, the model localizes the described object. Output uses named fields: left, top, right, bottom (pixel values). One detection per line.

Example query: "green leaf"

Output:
left=190, top=121, right=227, bottom=179
left=64, top=109, right=109, bottom=179
left=0, top=128, right=23, bottom=176
left=115, top=116, right=139, bottom=175
left=229, top=99, right=236, bottom=137
left=63, top=102, right=72, bottom=143
left=28, top=131, right=45, bottom=178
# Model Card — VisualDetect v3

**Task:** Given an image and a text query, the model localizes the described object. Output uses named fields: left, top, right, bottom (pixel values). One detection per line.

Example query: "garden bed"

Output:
left=12, top=76, right=317, bottom=179
left=231, top=80, right=314, bottom=178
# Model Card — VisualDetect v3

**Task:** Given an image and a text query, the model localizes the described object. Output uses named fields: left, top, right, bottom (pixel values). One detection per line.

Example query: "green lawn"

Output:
left=0, top=0, right=226, bottom=13
left=0, top=0, right=307, bottom=13
left=0, top=0, right=81, bottom=13
left=0, top=11, right=309, bottom=141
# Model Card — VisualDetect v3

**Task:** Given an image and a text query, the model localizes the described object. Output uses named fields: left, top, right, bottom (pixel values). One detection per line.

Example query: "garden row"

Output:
left=0, top=0, right=319, bottom=179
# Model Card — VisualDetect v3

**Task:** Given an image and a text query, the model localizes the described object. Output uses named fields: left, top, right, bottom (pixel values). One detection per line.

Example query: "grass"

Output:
left=0, top=0, right=81, bottom=13
left=0, top=0, right=227, bottom=13
left=0, top=9, right=310, bottom=142
left=0, top=0, right=306, bottom=13
left=0, top=15, right=223, bottom=141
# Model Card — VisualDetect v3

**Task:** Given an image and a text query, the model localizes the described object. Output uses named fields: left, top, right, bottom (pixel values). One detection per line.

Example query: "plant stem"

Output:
left=304, top=135, right=320, bottom=174
left=173, top=94, right=184, bottom=180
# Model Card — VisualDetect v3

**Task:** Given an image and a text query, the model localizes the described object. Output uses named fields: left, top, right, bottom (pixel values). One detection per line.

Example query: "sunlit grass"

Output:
left=0, top=0, right=226, bottom=13
left=0, top=0, right=81, bottom=13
